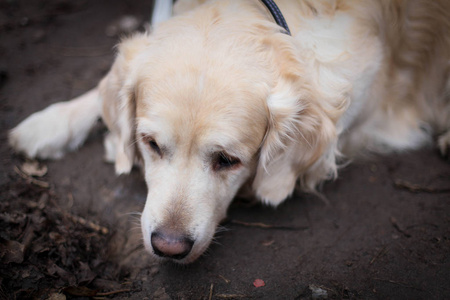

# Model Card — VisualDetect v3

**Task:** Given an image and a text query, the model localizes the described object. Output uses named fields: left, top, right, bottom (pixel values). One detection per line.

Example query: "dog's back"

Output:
left=272, top=0, right=450, bottom=155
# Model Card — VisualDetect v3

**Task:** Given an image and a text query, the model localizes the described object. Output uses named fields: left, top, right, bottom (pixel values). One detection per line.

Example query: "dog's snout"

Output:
left=151, top=230, right=194, bottom=260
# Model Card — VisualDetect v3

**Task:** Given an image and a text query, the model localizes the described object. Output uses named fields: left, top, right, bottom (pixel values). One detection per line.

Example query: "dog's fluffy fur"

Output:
left=9, top=0, right=450, bottom=263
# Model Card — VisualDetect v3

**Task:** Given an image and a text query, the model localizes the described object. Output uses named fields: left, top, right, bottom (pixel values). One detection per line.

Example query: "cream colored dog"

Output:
left=9, top=0, right=450, bottom=263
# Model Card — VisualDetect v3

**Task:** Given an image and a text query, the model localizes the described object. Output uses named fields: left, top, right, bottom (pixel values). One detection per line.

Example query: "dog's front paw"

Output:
left=255, top=171, right=296, bottom=207
left=438, top=130, right=450, bottom=157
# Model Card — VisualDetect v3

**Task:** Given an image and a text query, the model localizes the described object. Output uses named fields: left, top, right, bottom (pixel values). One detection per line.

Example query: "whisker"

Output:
left=124, top=211, right=143, bottom=216
left=215, top=225, right=230, bottom=234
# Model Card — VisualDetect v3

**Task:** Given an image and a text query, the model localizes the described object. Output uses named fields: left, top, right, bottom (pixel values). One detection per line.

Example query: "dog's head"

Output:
left=99, top=14, right=338, bottom=263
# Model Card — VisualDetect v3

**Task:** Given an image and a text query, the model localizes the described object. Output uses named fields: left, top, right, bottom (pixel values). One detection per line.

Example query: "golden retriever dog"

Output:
left=9, top=0, right=450, bottom=263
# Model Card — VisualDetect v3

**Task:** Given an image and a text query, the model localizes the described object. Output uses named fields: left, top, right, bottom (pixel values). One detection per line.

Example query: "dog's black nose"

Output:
left=151, top=230, right=194, bottom=260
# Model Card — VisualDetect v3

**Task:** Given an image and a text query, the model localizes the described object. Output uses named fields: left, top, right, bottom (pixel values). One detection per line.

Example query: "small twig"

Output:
left=394, top=179, right=450, bottom=194
left=16, top=217, right=31, bottom=241
left=41, top=193, right=109, bottom=235
left=66, top=213, right=109, bottom=235
left=370, top=246, right=389, bottom=265
left=390, top=217, right=411, bottom=238
left=373, top=278, right=424, bottom=291
left=229, top=219, right=308, bottom=231
left=67, top=193, right=74, bottom=209
left=262, top=240, right=275, bottom=246
left=95, top=289, right=131, bottom=296
left=216, top=294, right=249, bottom=298
left=14, top=165, right=49, bottom=188
left=406, top=223, right=439, bottom=230
left=208, top=284, right=214, bottom=300
left=219, top=275, right=231, bottom=284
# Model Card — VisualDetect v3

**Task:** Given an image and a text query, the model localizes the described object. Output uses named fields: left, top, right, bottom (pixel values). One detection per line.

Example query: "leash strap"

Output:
left=260, top=0, right=291, bottom=35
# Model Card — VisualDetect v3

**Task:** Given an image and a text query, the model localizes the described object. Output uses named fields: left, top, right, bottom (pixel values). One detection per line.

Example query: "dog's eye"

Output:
left=149, top=140, right=162, bottom=156
left=142, top=135, right=162, bottom=157
left=213, top=152, right=241, bottom=171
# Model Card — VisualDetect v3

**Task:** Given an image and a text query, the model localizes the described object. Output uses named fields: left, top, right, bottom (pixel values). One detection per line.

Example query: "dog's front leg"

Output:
left=9, top=88, right=101, bottom=160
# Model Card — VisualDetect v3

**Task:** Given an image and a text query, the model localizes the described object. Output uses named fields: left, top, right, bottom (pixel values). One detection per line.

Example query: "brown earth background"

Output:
left=1, top=0, right=449, bottom=299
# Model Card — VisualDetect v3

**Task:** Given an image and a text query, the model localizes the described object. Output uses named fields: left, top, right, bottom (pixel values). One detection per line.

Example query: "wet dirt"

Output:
left=1, top=1, right=449, bottom=299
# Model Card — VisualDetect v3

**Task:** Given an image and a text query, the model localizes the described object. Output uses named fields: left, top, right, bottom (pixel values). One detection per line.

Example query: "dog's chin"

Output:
left=156, top=250, right=204, bottom=265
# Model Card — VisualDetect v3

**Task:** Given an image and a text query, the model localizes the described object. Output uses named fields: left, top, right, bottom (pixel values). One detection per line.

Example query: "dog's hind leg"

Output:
left=9, top=88, right=101, bottom=160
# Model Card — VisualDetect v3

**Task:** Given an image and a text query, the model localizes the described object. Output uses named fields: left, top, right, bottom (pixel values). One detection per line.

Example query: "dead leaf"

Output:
left=49, top=232, right=66, bottom=244
left=63, top=286, right=98, bottom=297
left=92, top=278, right=123, bottom=291
left=309, top=285, right=328, bottom=299
left=47, top=293, right=67, bottom=300
left=0, top=239, right=25, bottom=264
left=153, top=287, right=171, bottom=300
left=20, top=161, right=47, bottom=177
left=77, top=261, right=96, bottom=284
left=47, top=263, right=76, bottom=286
left=253, top=279, right=265, bottom=287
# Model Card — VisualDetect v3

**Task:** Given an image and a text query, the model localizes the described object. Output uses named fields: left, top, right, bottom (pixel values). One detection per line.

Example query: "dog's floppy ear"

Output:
left=252, top=81, right=338, bottom=206
left=251, top=29, right=348, bottom=206
left=99, top=33, right=150, bottom=174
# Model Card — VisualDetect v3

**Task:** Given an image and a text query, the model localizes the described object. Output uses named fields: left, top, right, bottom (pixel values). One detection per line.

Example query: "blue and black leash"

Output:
left=260, top=0, right=291, bottom=35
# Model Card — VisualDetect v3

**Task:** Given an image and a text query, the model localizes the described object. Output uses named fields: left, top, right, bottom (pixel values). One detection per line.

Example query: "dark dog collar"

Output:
left=260, top=0, right=291, bottom=35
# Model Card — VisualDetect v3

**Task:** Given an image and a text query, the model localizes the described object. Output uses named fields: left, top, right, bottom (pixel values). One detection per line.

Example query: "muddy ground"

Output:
left=1, top=0, right=449, bottom=299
